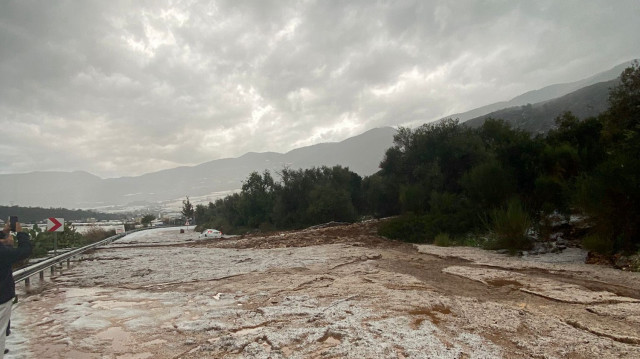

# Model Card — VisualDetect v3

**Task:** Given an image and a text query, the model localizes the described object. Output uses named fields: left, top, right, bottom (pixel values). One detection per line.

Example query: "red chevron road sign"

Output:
left=47, top=217, right=64, bottom=232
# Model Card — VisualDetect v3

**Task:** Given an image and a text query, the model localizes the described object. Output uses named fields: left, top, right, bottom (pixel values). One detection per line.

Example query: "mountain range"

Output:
left=1, top=60, right=634, bottom=210
left=463, top=78, right=618, bottom=132
left=0, top=127, right=396, bottom=209
left=444, top=61, right=631, bottom=125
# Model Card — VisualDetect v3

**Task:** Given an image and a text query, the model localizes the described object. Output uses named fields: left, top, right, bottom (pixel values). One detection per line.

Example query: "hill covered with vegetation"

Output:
left=193, top=62, right=640, bottom=261
left=464, top=79, right=618, bottom=133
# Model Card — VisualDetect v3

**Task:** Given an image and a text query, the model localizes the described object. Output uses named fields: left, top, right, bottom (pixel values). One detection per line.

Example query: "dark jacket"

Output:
left=0, top=232, right=32, bottom=304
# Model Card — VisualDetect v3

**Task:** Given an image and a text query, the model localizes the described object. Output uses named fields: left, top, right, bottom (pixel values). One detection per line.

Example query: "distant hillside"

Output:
left=464, top=78, right=618, bottom=132
left=442, top=60, right=632, bottom=123
left=0, top=127, right=396, bottom=209
left=0, top=205, right=123, bottom=223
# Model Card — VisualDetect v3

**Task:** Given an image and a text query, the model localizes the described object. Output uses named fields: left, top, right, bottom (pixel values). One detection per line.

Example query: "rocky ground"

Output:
left=7, top=221, right=640, bottom=358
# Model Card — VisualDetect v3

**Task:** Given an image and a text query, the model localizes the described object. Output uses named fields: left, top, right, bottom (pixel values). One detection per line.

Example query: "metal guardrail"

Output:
left=12, top=229, right=141, bottom=284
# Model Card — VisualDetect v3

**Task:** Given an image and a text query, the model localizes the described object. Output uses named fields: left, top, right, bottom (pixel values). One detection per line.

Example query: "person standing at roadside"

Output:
left=0, top=220, right=32, bottom=358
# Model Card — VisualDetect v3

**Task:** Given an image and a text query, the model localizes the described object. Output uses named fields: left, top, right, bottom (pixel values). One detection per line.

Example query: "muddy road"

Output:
left=8, top=222, right=640, bottom=358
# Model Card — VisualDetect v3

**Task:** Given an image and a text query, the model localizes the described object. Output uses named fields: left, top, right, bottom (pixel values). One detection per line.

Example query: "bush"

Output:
left=582, top=233, right=615, bottom=254
left=483, top=198, right=532, bottom=253
left=378, top=214, right=429, bottom=243
left=433, top=233, right=453, bottom=247
left=631, top=254, right=640, bottom=272
left=457, top=235, right=485, bottom=248
left=378, top=193, right=481, bottom=244
left=82, top=227, right=114, bottom=245
left=433, top=233, right=484, bottom=248
left=424, top=192, right=479, bottom=238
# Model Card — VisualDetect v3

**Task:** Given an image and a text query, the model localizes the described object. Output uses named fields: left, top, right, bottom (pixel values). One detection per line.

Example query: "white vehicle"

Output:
left=200, top=229, right=223, bottom=238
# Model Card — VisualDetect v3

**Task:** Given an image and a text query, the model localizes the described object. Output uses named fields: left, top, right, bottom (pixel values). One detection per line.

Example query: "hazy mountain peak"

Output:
left=0, top=127, right=396, bottom=209
left=442, top=59, right=636, bottom=124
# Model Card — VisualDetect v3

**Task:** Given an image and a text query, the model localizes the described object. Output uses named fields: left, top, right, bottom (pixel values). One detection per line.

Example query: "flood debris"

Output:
left=8, top=224, right=640, bottom=358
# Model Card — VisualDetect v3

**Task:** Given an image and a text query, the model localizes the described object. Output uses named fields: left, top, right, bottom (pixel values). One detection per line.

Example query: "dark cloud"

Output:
left=0, top=0, right=638, bottom=178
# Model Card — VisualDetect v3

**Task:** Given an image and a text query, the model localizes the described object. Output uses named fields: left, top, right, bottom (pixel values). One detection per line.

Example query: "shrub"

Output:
left=425, top=192, right=479, bottom=238
left=582, top=233, right=615, bottom=254
left=433, top=233, right=484, bottom=247
left=457, top=235, right=485, bottom=248
left=433, top=233, right=453, bottom=247
left=483, top=198, right=532, bottom=253
left=82, top=227, right=114, bottom=244
left=630, top=254, right=640, bottom=272
left=378, top=214, right=429, bottom=243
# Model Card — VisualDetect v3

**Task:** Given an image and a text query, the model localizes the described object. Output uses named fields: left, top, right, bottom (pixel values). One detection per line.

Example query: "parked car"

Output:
left=200, top=229, right=223, bottom=238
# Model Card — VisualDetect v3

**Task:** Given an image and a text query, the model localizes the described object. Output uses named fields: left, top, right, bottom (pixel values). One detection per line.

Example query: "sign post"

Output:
left=47, top=218, right=64, bottom=255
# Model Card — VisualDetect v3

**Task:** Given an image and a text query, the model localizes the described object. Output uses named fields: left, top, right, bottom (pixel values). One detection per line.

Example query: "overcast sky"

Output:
left=1, top=0, right=639, bottom=178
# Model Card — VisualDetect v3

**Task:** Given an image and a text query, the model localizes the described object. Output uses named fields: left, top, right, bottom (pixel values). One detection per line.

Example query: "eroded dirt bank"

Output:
left=8, top=222, right=640, bottom=358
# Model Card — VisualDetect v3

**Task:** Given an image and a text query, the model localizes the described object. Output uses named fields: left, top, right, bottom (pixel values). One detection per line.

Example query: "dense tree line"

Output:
left=194, top=62, right=640, bottom=255
left=194, top=166, right=364, bottom=234
left=0, top=205, right=123, bottom=223
left=377, top=61, right=640, bottom=254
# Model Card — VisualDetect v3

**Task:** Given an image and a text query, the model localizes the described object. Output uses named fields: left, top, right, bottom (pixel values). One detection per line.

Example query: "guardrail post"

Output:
left=67, top=258, right=70, bottom=268
left=40, top=271, right=44, bottom=280
left=25, top=277, right=30, bottom=288
left=51, top=266, right=55, bottom=275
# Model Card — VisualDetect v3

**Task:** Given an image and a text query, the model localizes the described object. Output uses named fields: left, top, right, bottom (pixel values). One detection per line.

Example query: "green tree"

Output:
left=270, top=166, right=362, bottom=228
left=478, top=118, right=544, bottom=204
left=194, top=204, right=208, bottom=228
left=29, top=224, right=51, bottom=257
left=240, top=171, right=276, bottom=228
left=546, top=112, right=604, bottom=172
left=362, top=173, right=400, bottom=218
left=307, top=185, right=357, bottom=223
left=141, top=214, right=155, bottom=227
left=182, top=196, right=194, bottom=221
left=378, top=119, right=487, bottom=215
left=577, top=61, right=640, bottom=252
left=460, top=160, right=516, bottom=210
left=424, top=191, right=478, bottom=239
left=57, top=222, right=83, bottom=248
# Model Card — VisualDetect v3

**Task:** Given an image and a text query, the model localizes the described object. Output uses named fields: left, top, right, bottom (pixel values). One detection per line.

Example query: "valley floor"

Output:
left=7, top=222, right=640, bottom=358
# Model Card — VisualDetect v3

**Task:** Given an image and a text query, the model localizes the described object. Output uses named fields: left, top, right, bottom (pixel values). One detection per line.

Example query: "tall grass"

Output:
left=483, top=198, right=532, bottom=253
left=433, top=232, right=453, bottom=247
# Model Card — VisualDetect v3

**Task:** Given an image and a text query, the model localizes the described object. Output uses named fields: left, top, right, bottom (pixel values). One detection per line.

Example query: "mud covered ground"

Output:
left=7, top=221, right=640, bottom=358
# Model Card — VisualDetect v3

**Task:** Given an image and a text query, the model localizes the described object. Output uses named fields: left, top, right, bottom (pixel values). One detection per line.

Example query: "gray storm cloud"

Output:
left=1, top=0, right=639, bottom=178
